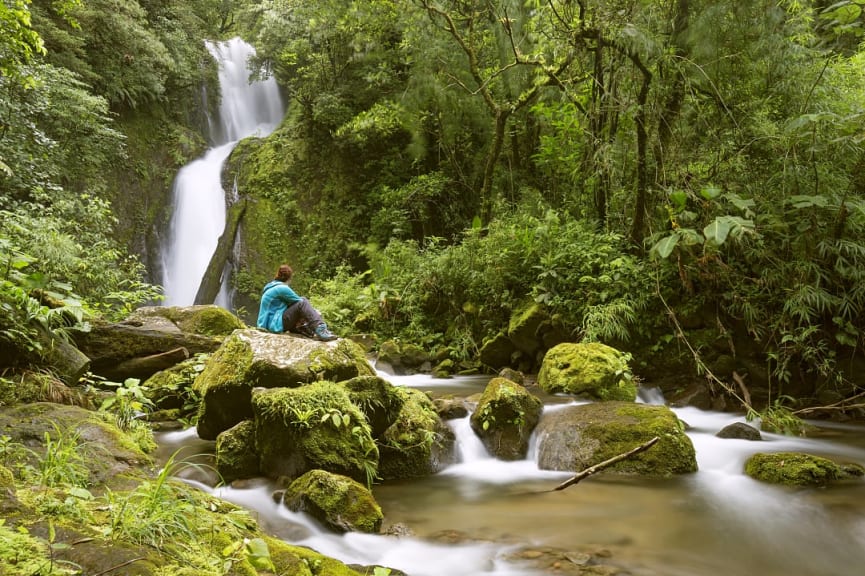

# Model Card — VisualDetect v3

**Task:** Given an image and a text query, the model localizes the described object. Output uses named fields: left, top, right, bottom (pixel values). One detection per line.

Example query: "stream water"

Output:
left=160, top=38, right=283, bottom=306
left=157, top=373, right=865, bottom=576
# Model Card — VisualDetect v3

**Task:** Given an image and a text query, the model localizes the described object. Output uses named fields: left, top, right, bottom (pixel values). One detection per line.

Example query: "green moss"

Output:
left=378, top=388, right=454, bottom=479
left=553, top=402, right=697, bottom=476
left=470, top=377, right=542, bottom=460
left=538, top=342, right=637, bottom=401
left=507, top=301, right=548, bottom=355
left=215, top=420, right=260, bottom=483
left=283, top=469, right=383, bottom=533
left=252, top=383, right=378, bottom=483
left=194, top=336, right=255, bottom=440
left=267, top=537, right=364, bottom=575
left=744, top=452, right=861, bottom=486
left=341, top=375, right=405, bottom=437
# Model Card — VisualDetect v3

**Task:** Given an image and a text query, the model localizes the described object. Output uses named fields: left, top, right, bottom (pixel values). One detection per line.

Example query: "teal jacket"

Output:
left=256, top=280, right=301, bottom=332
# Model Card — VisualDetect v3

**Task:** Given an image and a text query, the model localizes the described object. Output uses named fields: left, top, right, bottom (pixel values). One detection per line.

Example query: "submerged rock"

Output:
left=535, top=401, right=697, bottom=477
left=538, top=342, right=637, bottom=401
left=744, top=452, right=865, bottom=486
left=215, top=420, right=260, bottom=483
left=281, top=469, right=383, bottom=533
left=470, top=377, right=543, bottom=460
left=716, top=422, right=762, bottom=441
left=194, top=329, right=374, bottom=439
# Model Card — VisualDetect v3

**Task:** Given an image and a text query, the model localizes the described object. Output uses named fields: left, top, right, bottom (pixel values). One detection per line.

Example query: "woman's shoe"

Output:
left=314, top=323, right=337, bottom=341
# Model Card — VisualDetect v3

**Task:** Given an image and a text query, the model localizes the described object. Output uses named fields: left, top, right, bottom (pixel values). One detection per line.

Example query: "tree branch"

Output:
left=552, top=436, right=660, bottom=491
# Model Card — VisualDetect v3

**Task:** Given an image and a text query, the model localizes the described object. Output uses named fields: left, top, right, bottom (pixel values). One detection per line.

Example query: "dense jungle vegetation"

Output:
left=2, top=0, right=865, bottom=422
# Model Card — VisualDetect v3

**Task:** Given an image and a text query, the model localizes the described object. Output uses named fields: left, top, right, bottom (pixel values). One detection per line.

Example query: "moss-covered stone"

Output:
left=507, top=301, right=548, bottom=356
left=536, top=401, right=697, bottom=477
left=195, top=330, right=374, bottom=439
left=127, top=305, right=246, bottom=336
left=744, top=452, right=865, bottom=486
left=216, top=420, right=260, bottom=483
left=538, top=342, right=637, bottom=401
left=282, top=469, right=383, bottom=533
left=375, top=339, right=429, bottom=374
left=378, top=388, right=456, bottom=480
left=0, top=403, right=152, bottom=487
left=341, top=375, right=405, bottom=438
left=252, top=383, right=378, bottom=483
left=267, top=537, right=367, bottom=575
left=479, top=331, right=515, bottom=369
left=143, top=353, right=207, bottom=413
left=470, top=377, right=543, bottom=460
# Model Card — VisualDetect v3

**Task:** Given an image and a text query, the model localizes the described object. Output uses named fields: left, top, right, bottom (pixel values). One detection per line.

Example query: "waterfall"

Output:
left=161, top=38, right=283, bottom=307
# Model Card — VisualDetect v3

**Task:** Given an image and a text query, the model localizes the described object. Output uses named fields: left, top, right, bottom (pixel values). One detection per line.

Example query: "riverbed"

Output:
left=156, top=373, right=865, bottom=576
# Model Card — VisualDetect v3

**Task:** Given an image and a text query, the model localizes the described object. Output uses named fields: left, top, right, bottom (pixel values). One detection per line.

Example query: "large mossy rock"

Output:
left=535, top=402, right=697, bottom=477
left=0, top=403, right=152, bottom=486
left=341, top=375, right=406, bottom=437
left=377, top=388, right=456, bottom=480
left=281, top=469, right=383, bottom=534
left=126, top=305, right=245, bottom=336
left=194, top=329, right=375, bottom=439
left=507, top=301, right=548, bottom=356
left=479, top=331, right=515, bottom=369
left=251, top=383, right=379, bottom=483
left=744, top=452, right=865, bottom=486
left=470, top=377, right=543, bottom=460
left=538, top=342, right=637, bottom=401
left=215, top=420, right=260, bottom=483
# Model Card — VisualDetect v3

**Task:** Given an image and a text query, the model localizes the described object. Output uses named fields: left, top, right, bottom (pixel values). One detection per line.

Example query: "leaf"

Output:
left=703, top=218, right=733, bottom=246
left=699, top=185, right=722, bottom=200
left=651, top=233, right=680, bottom=259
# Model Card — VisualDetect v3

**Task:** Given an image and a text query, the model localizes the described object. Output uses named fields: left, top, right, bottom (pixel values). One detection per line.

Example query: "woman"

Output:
left=256, top=264, right=337, bottom=341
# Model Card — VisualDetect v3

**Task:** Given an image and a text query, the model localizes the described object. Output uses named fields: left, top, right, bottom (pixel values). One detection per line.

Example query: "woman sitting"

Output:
left=256, top=264, right=337, bottom=341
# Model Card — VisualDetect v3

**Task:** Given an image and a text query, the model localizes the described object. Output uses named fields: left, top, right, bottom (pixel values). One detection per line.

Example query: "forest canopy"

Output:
left=2, top=0, right=865, bottom=418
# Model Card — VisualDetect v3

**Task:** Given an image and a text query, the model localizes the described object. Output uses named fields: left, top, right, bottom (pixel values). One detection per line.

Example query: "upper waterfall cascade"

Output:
left=161, top=38, right=283, bottom=307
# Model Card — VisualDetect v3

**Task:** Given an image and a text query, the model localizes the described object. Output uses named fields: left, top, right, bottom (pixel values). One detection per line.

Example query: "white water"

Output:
left=157, top=376, right=865, bottom=576
left=161, top=38, right=283, bottom=306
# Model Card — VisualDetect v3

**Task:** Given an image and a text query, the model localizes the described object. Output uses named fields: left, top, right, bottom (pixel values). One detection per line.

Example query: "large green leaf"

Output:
left=703, top=218, right=733, bottom=246
left=651, top=233, right=680, bottom=259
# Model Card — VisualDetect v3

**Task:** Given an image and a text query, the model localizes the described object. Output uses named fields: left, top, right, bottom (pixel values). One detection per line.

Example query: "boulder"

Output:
left=215, top=420, right=260, bottom=483
left=507, top=302, right=548, bottom=356
left=433, top=395, right=471, bottom=420
left=125, top=305, right=245, bottom=336
left=538, top=342, right=637, bottom=401
left=744, top=452, right=865, bottom=486
left=375, top=339, right=430, bottom=375
left=251, top=383, right=378, bottom=484
left=535, top=401, right=697, bottom=477
left=716, top=422, right=762, bottom=441
left=378, top=388, right=456, bottom=480
left=281, top=469, right=383, bottom=533
left=194, top=329, right=375, bottom=439
left=142, top=354, right=207, bottom=414
left=470, top=377, right=543, bottom=460
left=479, top=331, right=515, bottom=369
left=71, top=319, right=222, bottom=381
left=341, top=375, right=405, bottom=438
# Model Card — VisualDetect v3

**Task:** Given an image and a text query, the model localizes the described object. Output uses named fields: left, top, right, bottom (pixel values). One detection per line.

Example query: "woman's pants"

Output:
left=281, top=297, right=323, bottom=333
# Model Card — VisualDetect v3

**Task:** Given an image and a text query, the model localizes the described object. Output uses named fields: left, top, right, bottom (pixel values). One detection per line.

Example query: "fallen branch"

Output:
left=552, top=436, right=660, bottom=491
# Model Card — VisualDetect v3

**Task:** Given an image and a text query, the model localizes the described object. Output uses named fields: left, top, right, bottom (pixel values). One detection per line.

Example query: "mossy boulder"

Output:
left=281, top=469, right=383, bottom=533
left=378, top=388, right=456, bottom=480
left=507, top=301, right=548, bottom=356
left=479, top=331, right=515, bottom=369
left=194, top=329, right=375, bottom=439
left=376, top=339, right=430, bottom=375
left=0, top=403, right=152, bottom=487
left=341, top=375, right=405, bottom=437
left=251, top=383, right=378, bottom=483
left=470, top=377, right=543, bottom=460
left=215, top=420, right=260, bottom=483
left=535, top=401, right=697, bottom=477
left=126, top=305, right=245, bottom=336
left=143, top=354, right=207, bottom=413
left=538, top=342, right=637, bottom=401
left=744, top=452, right=865, bottom=486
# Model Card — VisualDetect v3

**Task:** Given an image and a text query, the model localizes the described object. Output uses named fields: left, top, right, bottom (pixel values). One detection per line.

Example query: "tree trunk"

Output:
left=195, top=199, right=247, bottom=305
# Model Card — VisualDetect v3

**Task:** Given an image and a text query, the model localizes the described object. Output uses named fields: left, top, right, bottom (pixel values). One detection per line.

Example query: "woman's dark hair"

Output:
left=275, top=264, right=293, bottom=282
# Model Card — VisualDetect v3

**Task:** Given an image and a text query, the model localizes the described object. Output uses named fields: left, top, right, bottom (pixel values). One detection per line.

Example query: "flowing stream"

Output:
left=161, top=38, right=283, bottom=306
left=157, top=374, right=865, bottom=576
